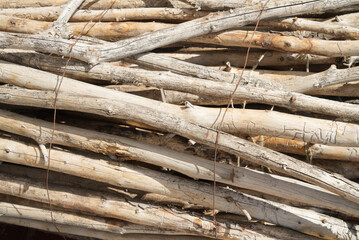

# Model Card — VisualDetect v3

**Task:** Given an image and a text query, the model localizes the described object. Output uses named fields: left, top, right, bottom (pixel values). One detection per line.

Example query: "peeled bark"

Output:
left=0, top=201, right=187, bottom=236
left=3, top=15, right=359, bottom=56
left=0, top=170, right=357, bottom=240
left=1, top=87, right=359, bottom=206
left=1, top=0, right=359, bottom=63
left=2, top=60, right=359, bottom=130
left=0, top=172, right=247, bottom=239
left=0, top=110, right=357, bottom=218
left=262, top=17, right=359, bottom=40
left=0, top=7, right=208, bottom=22
left=0, top=0, right=187, bottom=9
left=252, top=136, right=359, bottom=162
left=190, top=30, right=359, bottom=57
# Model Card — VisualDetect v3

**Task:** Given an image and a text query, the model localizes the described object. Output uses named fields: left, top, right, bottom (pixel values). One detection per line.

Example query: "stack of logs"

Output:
left=0, top=0, right=359, bottom=239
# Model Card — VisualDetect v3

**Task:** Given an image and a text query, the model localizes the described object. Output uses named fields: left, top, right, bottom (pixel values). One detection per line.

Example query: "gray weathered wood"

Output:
left=1, top=87, right=359, bottom=206
left=0, top=7, right=208, bottom=22
left=2, top=60, right=359, bottom=123
left=283, top=65, right=359, bottom=93
left=262, top=17, right=359, bottom=40
left=0, top=109, right=357, bottom=218
left=0, top=167, right=356, bottom=239
left=1, top=0, right=359, bottom=63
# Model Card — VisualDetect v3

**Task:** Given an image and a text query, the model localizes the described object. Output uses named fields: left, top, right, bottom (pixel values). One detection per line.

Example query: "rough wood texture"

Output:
left=0, top=110, right=357, bottom=218
left=262, top=17, right=359, bottom=40
left=0, top=217, right=209, bottom=240
left=251, top=136, right=359, bottom=162
left=0, top=173, right=236, bottom=239
left=0, top=7, right=209, bottom=22
left=0, top=0, right=188, bottom=9
left=190, top=29, right=359, bottom=57
left=1, top=87, right=359, bottom=207
left=281, top=65, right=359, bottom=92
left=0, top=169, right=357, bottom=240
left=2, top=60, right=359, bottom=123
left=1, top=2, right=359, bottom=238
left=0, top=201, right=186, bottom=236
left=3, top=60, right=359, bottom=146
left=1, top=0, right=359, bottom=63
left=1, top=171, right=335, bottom=240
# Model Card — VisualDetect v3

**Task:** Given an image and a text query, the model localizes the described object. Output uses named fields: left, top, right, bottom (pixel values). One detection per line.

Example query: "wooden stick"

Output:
left=2, top=0, right=359, bottom=63
left=189, top=29, right=359, bottom=57
left=5, top=49, right=355, bottom=98
left=2, top=61, right=359, bottom=146
left=182, top=0, right=262, bottom=10
left=0, top=172, right=242, bottom=239
left=281, top=65, right=359, bottom=92
left=0, top=50, right=282, bottom=90
left=0, top=201, right=186, bottom=236
left=262, top=17, right=359, bottom=40
left=3, top=59, right=359, bottom=146
left=3, top=14, right=359, bottom=57
left=0, top=7, right=208, bottom=22
left=251, top=136, right=359, bottom=162
left=0, top=0, right=188, bottom=9
left=1, top=87, right=359, bottom=206
left=0, top=109, right=357, bottom=218
left=0, top=31, right=337, bottom=67
left=0, top=184, right=322, bottom=240
left=0, top=217, right=211, bottom=240
left=4, top=59, right=359, bottom=124
left=325, top=12, right=359, bottom=27
left=2, top=216, right=323, bottom=240
left=0, top=170, right=357, bottom=239
left=0, top=15, right=173, bottom=39
left=40, top=0, right=86, bottom=38
left=107, top=86, right=229, bottom=106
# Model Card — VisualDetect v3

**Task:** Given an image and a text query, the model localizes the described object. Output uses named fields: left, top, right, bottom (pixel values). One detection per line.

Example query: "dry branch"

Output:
left=4, top=15, right=359, bottom=57
left=190, top=30, right=359, bottom=57
left=0, top=168, right=356, bottom=239
left=0, top=109, right=357, bottom=218
left=2, top=61, right=359, bottom=146
left=0, top=7, right=208, bottom=22
left=0, top=217, right=207, bottom=240
left=1, top=87, right=359, bottom=206
left=0, top=15, right=173, bottom=39
left=1, top=2, right=359, bottom=238
left=325, top=12, right=359, bottom=27
left=251, top=136, right=359, bottom=162
left=281, top=65, right=359, bottom=93
left=2, top=60, right=359, bottom=123
left=262, top=17, right=359, bottom=40
left=0, top=50, right=282, bottom=90
left=40, top=0, right=86, bottom=38
left=0, top=0, right=188, bottom=9
left=2, top=0, right=359, bottom=63
left=312, top=159, right=359, bottom=180
left=4, top=59, right=359, bottom=146
left=0, top=201, right=186, bottom=236
left=0, top=172, right=244, bottom=239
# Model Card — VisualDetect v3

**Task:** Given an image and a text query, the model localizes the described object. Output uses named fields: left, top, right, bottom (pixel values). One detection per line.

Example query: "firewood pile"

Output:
left=1, top=0, right=359, bottom=239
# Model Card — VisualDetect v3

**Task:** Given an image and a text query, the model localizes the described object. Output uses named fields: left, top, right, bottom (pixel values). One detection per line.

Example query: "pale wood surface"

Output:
left=1, top=86, right=359, bottom=206
left=0, top=110, right=357, bottom=218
